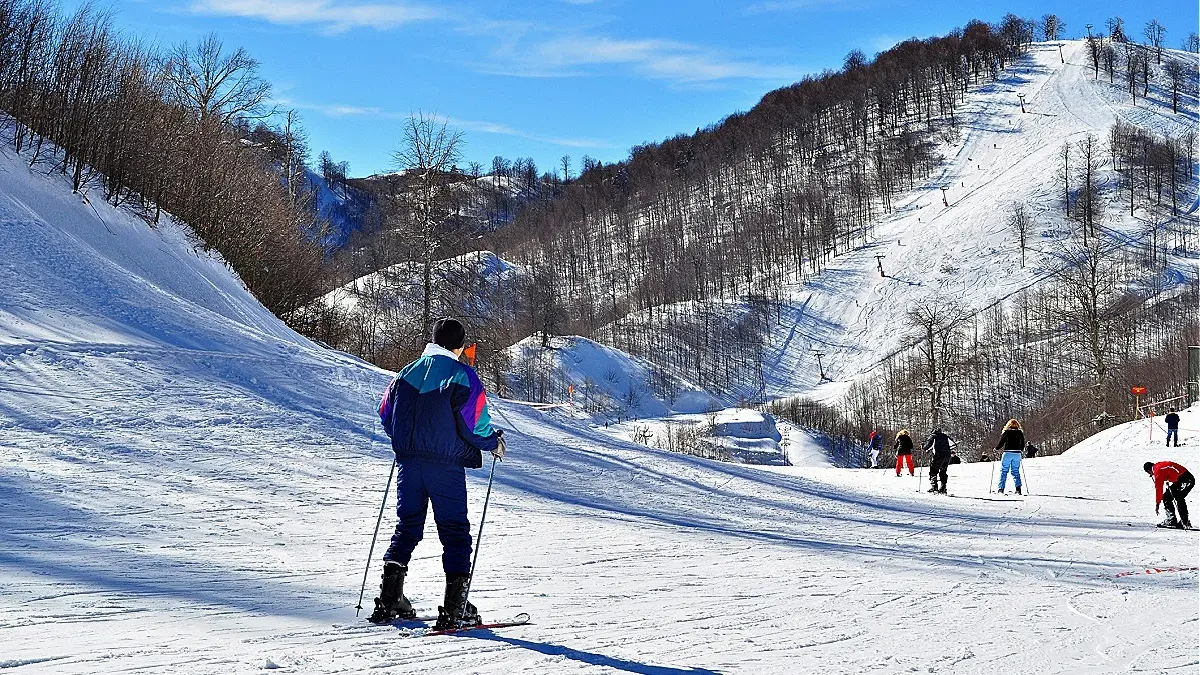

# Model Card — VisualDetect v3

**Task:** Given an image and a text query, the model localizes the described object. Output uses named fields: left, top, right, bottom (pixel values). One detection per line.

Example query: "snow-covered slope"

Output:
left=506, top=334, right=719, bottom=418
left=758, top=41, right=1198, bottom=399
left=321, top=249, right=520, bottom=315
left=0, top=55, right=1197, bottom=674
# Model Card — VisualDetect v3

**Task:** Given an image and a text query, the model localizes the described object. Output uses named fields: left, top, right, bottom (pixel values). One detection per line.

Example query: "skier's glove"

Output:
left=492, top=430, right=506, bottom=460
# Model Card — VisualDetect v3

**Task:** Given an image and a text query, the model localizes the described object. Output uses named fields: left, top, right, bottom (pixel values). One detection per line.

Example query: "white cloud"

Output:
left=190, top=0, right=439, bottom=31
left=495, top=35, right=805, bottom=84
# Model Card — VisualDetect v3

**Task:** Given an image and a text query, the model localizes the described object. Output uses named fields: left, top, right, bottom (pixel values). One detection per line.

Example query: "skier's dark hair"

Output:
left=1143, top=461, right=1154, bottom=474
left=431, top=317, right=466, bottom=350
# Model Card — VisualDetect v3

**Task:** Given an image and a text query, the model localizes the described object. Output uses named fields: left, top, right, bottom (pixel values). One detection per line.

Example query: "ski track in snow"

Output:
left=0, top=43, right=1197, bottom=674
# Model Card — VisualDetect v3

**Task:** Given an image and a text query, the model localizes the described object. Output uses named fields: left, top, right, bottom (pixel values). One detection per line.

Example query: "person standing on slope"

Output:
left=894, top=429, right=915, bottom=476
left=370, top=317, right=506, bottom=629
left=1144, top=460, right=1194, bottom=529
left=923, top=428, right=954, bottom=493
left=868, top=430, right=883, bottom=468
left=994, top=419, right=1025, bottom=495
left=1164, top=409, right=1181, bottom=447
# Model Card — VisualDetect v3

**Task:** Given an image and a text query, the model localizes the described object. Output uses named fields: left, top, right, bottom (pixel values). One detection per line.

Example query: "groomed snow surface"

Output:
left=1, top=44, right=1198, bottom=674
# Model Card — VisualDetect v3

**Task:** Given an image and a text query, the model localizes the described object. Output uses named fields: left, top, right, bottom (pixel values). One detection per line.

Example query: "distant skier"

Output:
left=868, top=430, right=883, bottom=468
left=1164, top=409, right=1181, bottom=447
left=1024, top=442, right=1039, bottom=459
left=994, top=419, right=1025, bottom=495
left=370, top=317, right=506, bottom=629
left=1144, top=460, right=1193, bottom=529
left=894, top=429, right=915, bottom=476
left=923, top=428, right=954, bottom=493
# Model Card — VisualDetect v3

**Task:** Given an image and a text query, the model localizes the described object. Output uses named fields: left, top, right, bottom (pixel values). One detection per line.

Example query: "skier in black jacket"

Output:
left=894, top=430, right=915, bottom=476
left=1164, top=409, right=1181, bottom=447
left=994, top=419, right=1025, bottom=494
left=924, top=428, right=954, bottom=493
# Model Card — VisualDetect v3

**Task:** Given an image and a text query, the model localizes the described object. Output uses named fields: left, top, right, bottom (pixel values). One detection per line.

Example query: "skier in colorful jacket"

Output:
left=994, top=419, right=1025, bottom=495
left=1144, top=460, right=1194, bottom=529
left=370, top=317, right=506, bottom=629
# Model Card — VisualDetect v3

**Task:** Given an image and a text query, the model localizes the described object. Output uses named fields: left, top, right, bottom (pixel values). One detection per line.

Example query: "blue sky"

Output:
left=72, top=1, right=1198, bottom=178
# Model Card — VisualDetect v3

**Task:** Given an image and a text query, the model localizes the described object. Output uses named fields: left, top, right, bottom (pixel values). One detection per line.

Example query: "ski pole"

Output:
left=1021, top=462, right=1031, bottom=495
left=916, top=465, right=924, bottom=493
left=355, top=456, right=396, bottom=617
left=988, top=459, right=997, bottom=493
left=462, top=453, right=498, bottom=623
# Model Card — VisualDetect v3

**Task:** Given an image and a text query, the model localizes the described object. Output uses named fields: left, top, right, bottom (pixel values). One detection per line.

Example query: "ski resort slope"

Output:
left=761, top=41, right=1199, bottom=400
left=1, top=138, right=1197, bottom=674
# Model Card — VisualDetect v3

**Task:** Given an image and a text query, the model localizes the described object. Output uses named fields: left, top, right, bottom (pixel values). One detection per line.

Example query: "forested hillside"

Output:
left=305, top=15, right=1198, bottom=459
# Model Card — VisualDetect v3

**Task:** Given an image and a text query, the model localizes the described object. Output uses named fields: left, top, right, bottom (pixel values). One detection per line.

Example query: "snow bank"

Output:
left=505, top=334, right=719, bottom=419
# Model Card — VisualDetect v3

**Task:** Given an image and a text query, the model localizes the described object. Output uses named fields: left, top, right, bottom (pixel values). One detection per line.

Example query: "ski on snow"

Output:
left=421, top=613, right=532, bottom=637
left=386, top=612, right=532, bottom=637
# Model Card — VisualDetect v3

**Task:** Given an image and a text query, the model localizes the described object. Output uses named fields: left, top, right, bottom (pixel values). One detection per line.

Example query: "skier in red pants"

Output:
left=893, top=429, right=914, bottom=476
left=1145, top=460, right=1194, bottom=529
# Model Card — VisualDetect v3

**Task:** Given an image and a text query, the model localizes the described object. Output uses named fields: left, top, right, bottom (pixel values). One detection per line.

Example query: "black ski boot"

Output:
left=368, top=562, right=415, bottom=624
left=927, top=484, right=939, bottom=493
left=1015, top=486, right=1022, bottom=495
left=434, top=573, right=480, bottom=630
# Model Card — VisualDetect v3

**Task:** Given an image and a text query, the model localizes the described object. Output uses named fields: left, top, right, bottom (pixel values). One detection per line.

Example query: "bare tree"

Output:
left=391, top=112, right=466, bottom=332
left=1040, top=15, right=1065, bottom=41
left=1052, top=238, right=1121, bottom=418
left=1106, top=17, right=1126, bottom=42
left=1008, top=203, right=1032, bottom=266
left=1123, top=42, right=1141, bottom=103
left=1075, top=133, right=1102, bottom=243
left=1086, top=35, right=1101, bottom=77
left=1143, top=20, right=1166, bottom=64
left=907, top=296, right=967, bottom=429
left=162, top=33, right=273, bottom=126
left=1162, top=58, right=1189, bottom=114
left=1185, top=32, right=1200, bottom=53
left=1056, top=142, right=1070, bottom=216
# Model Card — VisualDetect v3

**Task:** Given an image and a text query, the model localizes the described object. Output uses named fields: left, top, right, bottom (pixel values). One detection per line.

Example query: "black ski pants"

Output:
left=1164, top=471, right=1195, bottom=524
left=929, top=454, right=950, bottom=490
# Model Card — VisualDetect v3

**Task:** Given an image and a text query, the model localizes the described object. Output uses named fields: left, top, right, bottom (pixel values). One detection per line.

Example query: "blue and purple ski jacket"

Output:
left=379, top=343, right=499, bottom=468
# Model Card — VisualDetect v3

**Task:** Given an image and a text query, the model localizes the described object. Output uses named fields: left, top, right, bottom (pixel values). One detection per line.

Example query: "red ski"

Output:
left=420, top=612, right=531, bottom=637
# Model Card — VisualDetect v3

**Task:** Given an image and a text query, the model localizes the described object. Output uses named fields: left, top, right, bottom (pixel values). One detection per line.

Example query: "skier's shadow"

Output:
left=459, top=631, right=722, bottom=674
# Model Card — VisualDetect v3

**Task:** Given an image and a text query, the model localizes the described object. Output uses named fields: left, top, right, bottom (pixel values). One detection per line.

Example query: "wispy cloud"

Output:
left=189, top=0, right=440, bottom=32
left=859, top=33, right=905, bottom=55
left=192, top=1, right=804, bottom=86
left=275, top=98, right=616, bottom=148
left=745, top=0, right=858, bottom=14
left=491, top=35, right=804, bottom=84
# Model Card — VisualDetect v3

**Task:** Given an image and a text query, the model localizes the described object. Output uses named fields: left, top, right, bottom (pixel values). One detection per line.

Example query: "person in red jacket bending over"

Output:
left=1144, top=461, right=1194, bottom=529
